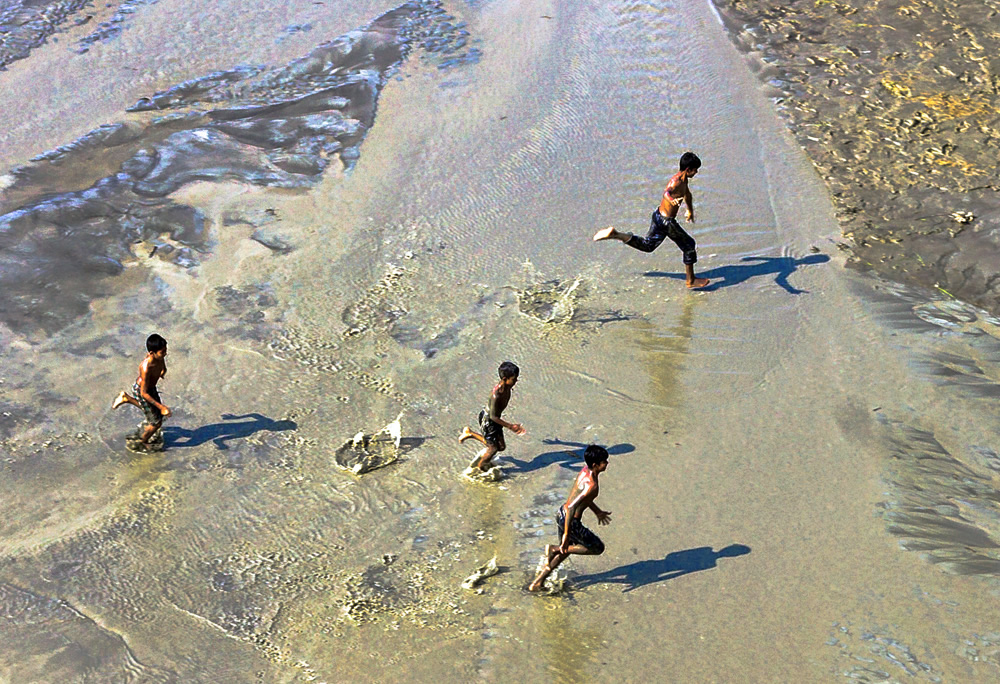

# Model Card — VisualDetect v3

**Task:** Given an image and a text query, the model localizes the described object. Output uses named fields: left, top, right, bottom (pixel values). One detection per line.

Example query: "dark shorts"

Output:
left=555, top=507, right=604, bottom=554
left=133, top=381, right=163, bottom=426
left=625, top=210, right=698, bottom=265
left=478, top=409, right=505, bottom=451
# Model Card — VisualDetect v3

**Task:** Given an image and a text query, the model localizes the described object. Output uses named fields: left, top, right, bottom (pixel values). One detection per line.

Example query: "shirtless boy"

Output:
left=593, top=151, right=710, bottom=289
left=529, top=444, right=611, bottom=592
left=111, top=333, right=171, bottom=449
left=459, top=361, right=526, bottom=472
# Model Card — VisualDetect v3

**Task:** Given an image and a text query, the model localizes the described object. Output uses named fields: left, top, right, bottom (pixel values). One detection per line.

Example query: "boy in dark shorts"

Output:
left=529, top=444, right=611, bottom=592
left=459, top=361, right=526, bottom=472
left=111, top=334, right=171, bottom=450
left=593, top=151, right=710, bottom=289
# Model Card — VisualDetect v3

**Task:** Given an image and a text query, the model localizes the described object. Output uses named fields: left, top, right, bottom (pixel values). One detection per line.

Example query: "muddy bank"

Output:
left=709, top=0, right=1000, bottom=314
left=0, top=0, right=161, bottom=70
left=0, top=0, right=475, bottom=334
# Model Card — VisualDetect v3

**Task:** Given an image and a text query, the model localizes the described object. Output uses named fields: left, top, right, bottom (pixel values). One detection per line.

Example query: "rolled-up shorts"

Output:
left=478, top=409, right=505, bottom=451
left=625, top=210, right=698, bottom=265
left=555, top=506, right=604, bottom=554
left=133, top=382, right=163, bottom=426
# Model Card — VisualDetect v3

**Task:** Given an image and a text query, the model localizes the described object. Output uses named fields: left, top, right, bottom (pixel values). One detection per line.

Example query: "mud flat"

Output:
left=3, top=0, right=1000, bottom=681
left=709, top=0, right=1000, bottom=314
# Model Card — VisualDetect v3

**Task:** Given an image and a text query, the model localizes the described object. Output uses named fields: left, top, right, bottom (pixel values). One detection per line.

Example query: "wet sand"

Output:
left=2, top=0, right=1000, bottom=681
left=709, top=0, right=1000, bottom=317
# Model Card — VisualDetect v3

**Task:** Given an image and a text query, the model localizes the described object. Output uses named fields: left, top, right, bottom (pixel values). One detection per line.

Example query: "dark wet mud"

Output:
left=0, top=0, right=475, bottom=334
left=710, top=0, right=1000, bottom=315
left=0, top=0, right=167, bottom=71
left=879, top=418, right=1000, bottom=576
left=856, top=276, right=1000, bottom=578
left=0, top=0, right=93, bottom=70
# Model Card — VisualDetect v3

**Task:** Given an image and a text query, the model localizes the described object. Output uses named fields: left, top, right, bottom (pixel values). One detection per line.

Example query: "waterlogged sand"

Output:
left=2, top=0, right=1000, bottom=681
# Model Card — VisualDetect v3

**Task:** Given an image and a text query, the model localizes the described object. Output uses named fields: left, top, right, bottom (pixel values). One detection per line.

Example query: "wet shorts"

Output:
left=133, top=381, right=163, bottom=426
left=555, top=506, right=604, bottom=554
left=478, top=409, right=505, bottom=452
left=625, top=210, right=698, bottom=265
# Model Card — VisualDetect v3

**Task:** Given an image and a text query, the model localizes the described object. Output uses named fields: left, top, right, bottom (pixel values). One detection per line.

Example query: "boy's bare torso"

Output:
left=564, top=466, right=599, bottom=518
left=658, top=170, right=689, bottom=218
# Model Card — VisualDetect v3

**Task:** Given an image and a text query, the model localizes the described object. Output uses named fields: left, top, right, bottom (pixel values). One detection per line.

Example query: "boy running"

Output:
left=459, top=361, right=526, bottom=472
left=112, top=333, right=171, bottom=449
left=593, top=151, right=710, bottom=289
left=529, top=444, right=611, bottom=592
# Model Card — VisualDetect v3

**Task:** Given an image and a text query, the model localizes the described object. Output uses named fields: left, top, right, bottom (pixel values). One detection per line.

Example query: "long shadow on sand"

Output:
left=163, top=412, right=297, bottom=450
left=646, top=254, right=829, bottom=293
left=572, top=544, right=751, bottom=592
left=506, top=438, right=635, bottom=473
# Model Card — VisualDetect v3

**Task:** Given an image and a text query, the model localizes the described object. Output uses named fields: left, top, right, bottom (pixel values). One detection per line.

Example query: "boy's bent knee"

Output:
left=627, top=238, right=657, bottom=253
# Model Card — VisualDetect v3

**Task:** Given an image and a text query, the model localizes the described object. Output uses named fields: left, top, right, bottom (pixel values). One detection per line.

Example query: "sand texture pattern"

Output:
left=711, top=0, right=1000, bottom=314
left=2, top=0, right=1000, bottom=681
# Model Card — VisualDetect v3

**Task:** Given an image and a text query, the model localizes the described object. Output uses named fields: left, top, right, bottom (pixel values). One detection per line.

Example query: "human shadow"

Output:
left=572, top=544, right=751, bottom=592
left=163, top=412, right=297, bottom=450
left=506, top=437, right=635, bottom=473
left=646, top=253, right=829, bottom=293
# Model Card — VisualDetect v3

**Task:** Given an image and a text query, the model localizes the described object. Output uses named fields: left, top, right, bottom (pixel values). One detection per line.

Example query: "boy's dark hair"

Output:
left=146, top=333, right=167, bottom=353
left=498, top=360, right=519, bottom=380
left=584, top=444, right=609, bottom=468
left=679, top=151, right=701, bottom=172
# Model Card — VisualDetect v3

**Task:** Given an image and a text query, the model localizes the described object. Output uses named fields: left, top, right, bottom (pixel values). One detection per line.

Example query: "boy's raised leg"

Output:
left=112, top=391, right=138, bottom=410
left=459, top=426, right=488, bottom=446
left=592, top=226, right=629, bottom=242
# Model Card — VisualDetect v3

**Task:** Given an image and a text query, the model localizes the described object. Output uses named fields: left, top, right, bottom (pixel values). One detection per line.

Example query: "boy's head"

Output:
left=146, top=333, right=167, bottom=356
left=679, top=151, right=701, bottom=176
left=584, top=444, right=609, bottom=471
left=498, top=360, right=519, bottom=386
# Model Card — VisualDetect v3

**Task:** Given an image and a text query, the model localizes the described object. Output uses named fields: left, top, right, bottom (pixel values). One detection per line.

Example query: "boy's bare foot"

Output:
left=592, top=226, right=618, bottom=242
left=686, top=277, right=710, bottom=289
left=112, top=391, right=129, bottom=410
left=458, top=426, right=474, bottom=444
left=528, top=577, right=547, bottom=592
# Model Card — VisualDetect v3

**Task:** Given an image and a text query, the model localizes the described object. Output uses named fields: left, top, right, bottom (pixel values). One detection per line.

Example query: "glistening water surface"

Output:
left=1, top=0, right=999, bottom=681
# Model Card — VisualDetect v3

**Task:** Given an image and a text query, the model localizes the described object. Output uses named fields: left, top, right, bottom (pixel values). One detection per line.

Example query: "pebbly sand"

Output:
left=2, top=0, right=1000, bottom=681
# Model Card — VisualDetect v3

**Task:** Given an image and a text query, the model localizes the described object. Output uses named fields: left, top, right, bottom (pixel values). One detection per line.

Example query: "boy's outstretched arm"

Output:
left=588, top=501, right=612, bottom=524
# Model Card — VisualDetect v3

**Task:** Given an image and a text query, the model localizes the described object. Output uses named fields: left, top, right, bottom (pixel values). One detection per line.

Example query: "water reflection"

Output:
left=535, top=599, right=602, bottom=684
left=633, top=295, right=698, bottom=409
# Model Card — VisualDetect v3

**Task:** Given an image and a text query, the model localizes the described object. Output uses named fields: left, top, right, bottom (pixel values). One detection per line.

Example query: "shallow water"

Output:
left=2, top=0, right=1000, bottom=681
